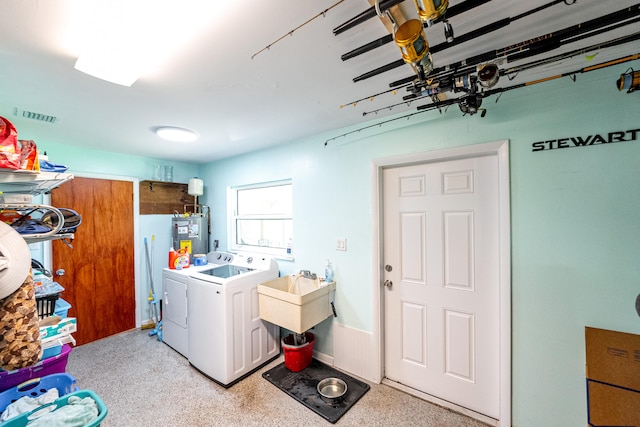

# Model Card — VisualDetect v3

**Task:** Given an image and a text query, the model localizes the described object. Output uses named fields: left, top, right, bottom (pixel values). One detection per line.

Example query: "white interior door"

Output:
left=383, top=153, right=500, bottom=419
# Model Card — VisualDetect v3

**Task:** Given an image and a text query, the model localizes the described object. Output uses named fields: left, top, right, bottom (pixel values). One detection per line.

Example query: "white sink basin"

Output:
left=257, top=275, right=335, bottom=334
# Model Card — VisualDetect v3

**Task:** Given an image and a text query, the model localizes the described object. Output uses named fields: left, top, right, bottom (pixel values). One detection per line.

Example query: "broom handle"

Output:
left=144, top=237, right=155, bottom=296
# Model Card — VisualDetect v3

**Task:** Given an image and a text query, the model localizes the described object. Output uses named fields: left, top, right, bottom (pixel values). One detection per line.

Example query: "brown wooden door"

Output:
left=51, top=177, right=135, bottom=345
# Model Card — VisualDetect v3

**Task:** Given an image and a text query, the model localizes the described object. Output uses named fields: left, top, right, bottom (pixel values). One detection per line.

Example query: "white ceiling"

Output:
left=1, top=0, right=638, bottom=163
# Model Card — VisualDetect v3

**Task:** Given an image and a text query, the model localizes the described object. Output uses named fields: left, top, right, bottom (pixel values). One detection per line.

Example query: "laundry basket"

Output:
left=0, top=373, right=78, bottom=414
left=2, top=389, right=108, bottom=427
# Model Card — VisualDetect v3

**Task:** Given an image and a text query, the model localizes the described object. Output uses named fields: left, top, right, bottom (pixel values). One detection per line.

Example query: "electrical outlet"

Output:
left=336, top=238, right=347, bottom=251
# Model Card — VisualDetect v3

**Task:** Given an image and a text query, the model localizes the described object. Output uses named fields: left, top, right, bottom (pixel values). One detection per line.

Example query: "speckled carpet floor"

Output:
left=66, top=329, right=492, bottom=426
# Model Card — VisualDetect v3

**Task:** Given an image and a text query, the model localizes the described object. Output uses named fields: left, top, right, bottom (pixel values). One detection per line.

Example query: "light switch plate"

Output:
left=336, top=238, right=347, bottom=251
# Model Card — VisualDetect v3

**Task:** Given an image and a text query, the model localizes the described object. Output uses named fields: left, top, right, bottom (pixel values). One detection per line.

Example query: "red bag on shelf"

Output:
left=19, top=139, right=39, bottom=171
left=0, top=116, right=20, bottom=170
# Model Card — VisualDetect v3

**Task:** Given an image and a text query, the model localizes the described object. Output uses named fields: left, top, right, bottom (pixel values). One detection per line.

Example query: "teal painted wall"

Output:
left=199, top=62, right=640, bottom=427
left=15, top=61, right=639, bottom=426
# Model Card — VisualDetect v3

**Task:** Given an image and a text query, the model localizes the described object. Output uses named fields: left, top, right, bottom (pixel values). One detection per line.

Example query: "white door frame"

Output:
left=371, top=140, right=511, bottom=426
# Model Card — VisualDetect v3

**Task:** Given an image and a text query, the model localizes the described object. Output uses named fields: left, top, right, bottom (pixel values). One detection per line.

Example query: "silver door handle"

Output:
left=55, top=269, right=65, bottom=276
left=384, top=280, right=393, bottom=288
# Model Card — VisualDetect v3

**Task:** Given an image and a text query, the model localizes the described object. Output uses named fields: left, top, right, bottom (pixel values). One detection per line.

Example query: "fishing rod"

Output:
left=250, top=0, right=346, bottom=60
left=333, top=0, right=404, bottom=36
left=415, top=51, right=640, bottom=114
left=342, top=0, right=566, bottom=62
left=426, top=51, right=640, bottom=114
left=346, top=29, right=640, bottom=113
left=361, top=49, right=640, bottom=117
left=401, top=30, right=640, bottom=102
left=334, top=0, right=491, bottom=36
left=326, top=51, right=640, bottom=146
left=386, top=6, right=640, bottom=89
left=353, top=3, right=640, bottom=83
left=339, top=85, right=411, bottom=109
left=344, top=10, right=503, bottom=62
left=350, top=0, right=571, bottom=79
left=341, top=0, right=572, bottom=105
left=324, top=109, right=432, bottom=146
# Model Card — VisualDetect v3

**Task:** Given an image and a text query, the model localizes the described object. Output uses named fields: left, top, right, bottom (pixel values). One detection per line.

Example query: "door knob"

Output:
left=384, top=279, right=393, bottom=288
left=55, top=269, right=65, bottom=276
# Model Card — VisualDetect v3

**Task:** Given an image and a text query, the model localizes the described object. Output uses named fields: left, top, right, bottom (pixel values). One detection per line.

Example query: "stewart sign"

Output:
left=532, top=128, right=640, bottom=152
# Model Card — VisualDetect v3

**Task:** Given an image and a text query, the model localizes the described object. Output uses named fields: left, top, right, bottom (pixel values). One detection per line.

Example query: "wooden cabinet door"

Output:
left=51, top=177, right=135, bottom=345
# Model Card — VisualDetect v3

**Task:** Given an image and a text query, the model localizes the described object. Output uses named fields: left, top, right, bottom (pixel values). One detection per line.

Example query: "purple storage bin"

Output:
left=0, top=344, right=72, bottom=393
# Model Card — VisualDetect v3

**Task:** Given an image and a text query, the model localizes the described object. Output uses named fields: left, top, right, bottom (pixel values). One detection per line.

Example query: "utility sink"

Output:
left=257, top=274, right=336, bottom=334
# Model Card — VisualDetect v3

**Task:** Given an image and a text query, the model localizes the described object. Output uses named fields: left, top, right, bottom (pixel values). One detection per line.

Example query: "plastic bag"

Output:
left=19, top=139, right=39, bottom=171
left=0, top=116, right=20, bottom=169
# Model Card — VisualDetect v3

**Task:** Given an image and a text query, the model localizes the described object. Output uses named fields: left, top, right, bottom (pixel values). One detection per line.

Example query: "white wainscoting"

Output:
left=332, top=322, right=378, bottom=383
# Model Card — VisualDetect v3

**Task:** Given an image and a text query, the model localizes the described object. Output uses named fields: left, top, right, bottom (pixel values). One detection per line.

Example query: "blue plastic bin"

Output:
left=0, top=373, right=78, bottom=413
left=2, top=389, right=107, bottom=427
left=54, top=298, right=71, bottom=318
left=41, top=346, right=62, bottom=360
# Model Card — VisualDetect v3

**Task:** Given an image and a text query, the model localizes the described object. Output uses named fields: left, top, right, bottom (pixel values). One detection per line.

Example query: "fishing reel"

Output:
left=414, top=0, right=448, bottom=26
left=477, top=63, right=500, bottom=88
left=393, top=0, right=454, bottom=82
left=414, top=0, right=453, bottom=42
left=455, top=74, right=486, bottom=117
left=394, top=19, right=434, bottom=82
left=459, top=93, right=486, bottom=116
left=617, top=68, right=640, bottom=93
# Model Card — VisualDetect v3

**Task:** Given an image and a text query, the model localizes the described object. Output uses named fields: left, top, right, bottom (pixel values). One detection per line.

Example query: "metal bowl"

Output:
left=317, top=377, right=347, bottom=404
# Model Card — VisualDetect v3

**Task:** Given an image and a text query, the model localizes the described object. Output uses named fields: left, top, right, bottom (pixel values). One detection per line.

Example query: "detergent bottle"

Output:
left=168, top=247, right=190, bottom=269
left=168, top=248, right=177, bottom=269
left=169, top=247, right=190, bottom=269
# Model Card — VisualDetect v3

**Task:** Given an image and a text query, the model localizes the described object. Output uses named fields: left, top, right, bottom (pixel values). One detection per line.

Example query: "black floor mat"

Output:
left=262, top=358, right=370, bottom=424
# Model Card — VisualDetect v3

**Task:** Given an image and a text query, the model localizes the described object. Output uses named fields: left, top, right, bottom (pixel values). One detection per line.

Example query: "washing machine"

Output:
left=162, top=251, right=234, bottom=357
left=187, top=253, right=280, bottom=387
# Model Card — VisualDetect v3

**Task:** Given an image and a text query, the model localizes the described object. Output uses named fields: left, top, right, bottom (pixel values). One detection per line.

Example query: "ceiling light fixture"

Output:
left=154, top=126, right=198, bottom=142
left=68, top=1, right=226, bottom=86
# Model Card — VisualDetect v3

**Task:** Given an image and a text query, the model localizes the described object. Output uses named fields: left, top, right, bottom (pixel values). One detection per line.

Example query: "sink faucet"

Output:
left=299, top=270, right=317, bottom=280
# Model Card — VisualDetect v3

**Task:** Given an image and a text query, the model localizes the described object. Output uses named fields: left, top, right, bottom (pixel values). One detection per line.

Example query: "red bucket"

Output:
left=282, top=332, right=315, bottom=372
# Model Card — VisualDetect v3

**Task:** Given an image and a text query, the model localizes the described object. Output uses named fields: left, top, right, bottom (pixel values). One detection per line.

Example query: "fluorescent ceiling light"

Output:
left=154, top=126, right=198, bottom=142
left=75, top=54, right=140, bottom=87
left=69, top=1, right=227, bottom=86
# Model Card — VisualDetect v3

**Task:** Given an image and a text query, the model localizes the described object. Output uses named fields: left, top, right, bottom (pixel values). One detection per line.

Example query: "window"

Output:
left=229, top=180, right=292, bottom=258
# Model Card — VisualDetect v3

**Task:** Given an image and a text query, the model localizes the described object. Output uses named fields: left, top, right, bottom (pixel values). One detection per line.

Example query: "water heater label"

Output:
left=180, top=240, right=192, bottom=254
